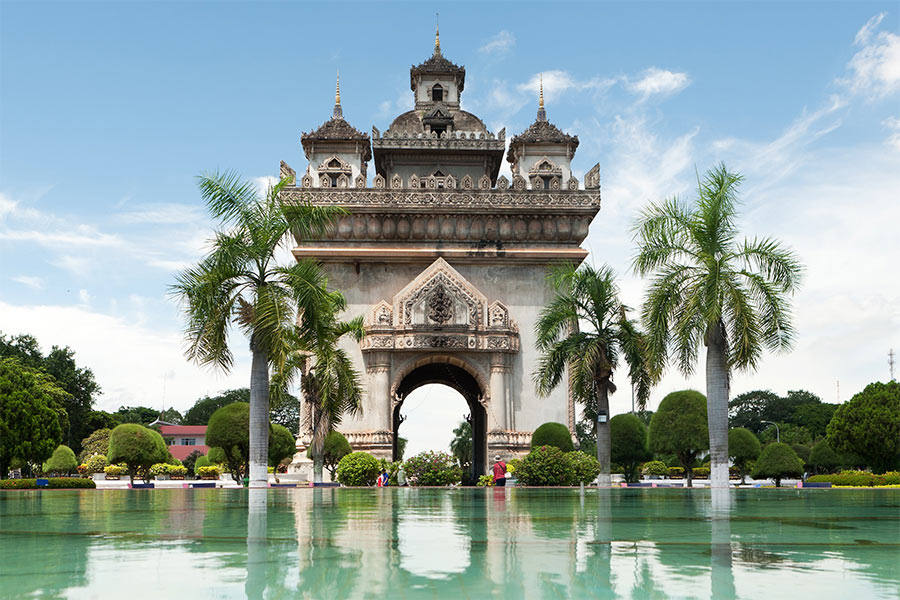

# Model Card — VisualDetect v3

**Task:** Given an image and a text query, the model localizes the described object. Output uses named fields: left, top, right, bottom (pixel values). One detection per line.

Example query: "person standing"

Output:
left=397, top=464, right=407, bottom=486
left=492, top=455, right=507, bottom=487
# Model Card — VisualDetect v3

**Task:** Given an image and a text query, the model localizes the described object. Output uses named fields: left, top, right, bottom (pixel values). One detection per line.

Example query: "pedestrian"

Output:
left=492, top=455, right=507, bottom=487
left=397, top=464, right=407, bottom=486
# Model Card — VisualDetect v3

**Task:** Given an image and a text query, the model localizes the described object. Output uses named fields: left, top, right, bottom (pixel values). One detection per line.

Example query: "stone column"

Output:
left=367, top=351, right=392, bottom=433
left=489, top=353, right=511, bottom=431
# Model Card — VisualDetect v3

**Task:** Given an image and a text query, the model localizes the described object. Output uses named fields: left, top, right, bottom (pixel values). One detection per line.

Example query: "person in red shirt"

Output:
left=492, top=455, right=507, bottom=487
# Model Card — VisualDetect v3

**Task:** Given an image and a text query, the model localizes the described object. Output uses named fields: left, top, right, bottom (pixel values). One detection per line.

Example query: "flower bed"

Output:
left=807, top=471, right=900, bottom=487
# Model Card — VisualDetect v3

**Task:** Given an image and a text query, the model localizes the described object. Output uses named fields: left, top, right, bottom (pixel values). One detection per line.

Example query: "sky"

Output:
left=1, top=1, right=898, bottom=457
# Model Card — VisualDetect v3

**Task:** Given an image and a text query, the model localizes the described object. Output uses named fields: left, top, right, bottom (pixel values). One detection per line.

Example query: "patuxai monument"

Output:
left=285, top=31, right=601, bottom=478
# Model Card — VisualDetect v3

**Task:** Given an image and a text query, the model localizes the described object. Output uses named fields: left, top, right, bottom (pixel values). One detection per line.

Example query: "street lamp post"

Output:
left=761, top=420, right=780, bottom=443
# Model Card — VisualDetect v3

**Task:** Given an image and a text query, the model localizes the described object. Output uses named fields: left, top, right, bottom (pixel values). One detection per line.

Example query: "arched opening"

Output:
left=431, top=83, right=444, bottom=102
left=392, top=361, right=487, bottom=480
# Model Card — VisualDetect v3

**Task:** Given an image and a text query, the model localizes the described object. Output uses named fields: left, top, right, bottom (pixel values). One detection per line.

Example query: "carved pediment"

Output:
left=393, top=258, right=486, bottom=329
left=365, top=300, right=393, bottom=328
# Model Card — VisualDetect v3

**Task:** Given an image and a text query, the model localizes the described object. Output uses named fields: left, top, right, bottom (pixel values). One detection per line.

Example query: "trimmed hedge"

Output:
left=403, top=451, right=462, bottom=486
left=517, top=446, right=575, bottom=486
left=693, top=467, right=710, bottom=478
left=642, top=460, right=668, bottom=476
left=530, top=422, right=575, bottom=452
left=336, top=452, right=381, bottom=486
left=1, top=478, right=96, bottom=489
left=568, top=451, right=602, bottom=484
left=807, top=471, right=900, bottom=487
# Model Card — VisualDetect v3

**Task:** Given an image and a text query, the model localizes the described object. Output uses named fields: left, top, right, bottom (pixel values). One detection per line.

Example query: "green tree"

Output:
left=449, top=420, right=473, bottom=471
left=751, top=442, right=803, bottom=487
left=206, top=402, right=251, bottom=481
left=306, top=430, right=351, bottom=479
left=827, top=381, right=900, bottom=473
left=184, top=389, right=249, bottom=425
left=728, top=427, right=760, bottom=484
left=534, top=263, right=652, bottom=487
left=79, top=428, right=111, bottom=462
left=609, top=413, right=650, bottom=483
left=396, top=436, right=408, bottom=461
left=790, top=401, right=837, bottom=440
left=182, top=449, right=204, bottom=476
left=531, top=422, right=575, bottom=452
left=173, top=171, right=343, bottom=486
left=1, top=333, right=101, bottom=454
left=728, top=390, right=780, bottom=434
left=43, top=445, right=77, bottom=475
left=113, top=406, right=160, bottom=425
left=207, top=447, right=226, bottom=465
left=270, top=391, right=301, bottom=431
left=633, top=164, right=803, bottom=487
left=0, top=358, right=65, bottom=477
left=107, top=423, right=168, bottom=483
left=158, top=407, right=183, bottom=425
left=268, top=423, right=295, bottom=468
left=791, top=444, right=811, bottom=465
left=649, top=390, right=709, bottom=487
left=808, top=440, right=840, bottom=474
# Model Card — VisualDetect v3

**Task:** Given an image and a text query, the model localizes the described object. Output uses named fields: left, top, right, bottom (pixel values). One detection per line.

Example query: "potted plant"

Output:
left=104, top=464, right=124, bottom=480
left=197, top=466, right=220, bottom=480
left=169, top=465, right=187, bottom=480
left=150, top=463, right=170, bottom=480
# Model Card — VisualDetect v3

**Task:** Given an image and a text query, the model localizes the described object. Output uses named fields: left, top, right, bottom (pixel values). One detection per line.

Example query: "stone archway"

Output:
left=392, top=359, right=488, bottom=478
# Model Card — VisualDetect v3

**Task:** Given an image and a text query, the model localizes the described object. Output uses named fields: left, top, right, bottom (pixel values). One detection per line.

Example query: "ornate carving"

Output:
left=427, top=284, right=454, bottom=324
left=584, top=163, right=601, bottom=189
left=478, top=174, right=491, bottom=189
left=355, top=174, right=366, bottom=188
left=496, top=175, right=509, bottom=190
left=445, top=174, right=457, bottom=189
left=320, top=173, right=330, bottom=188
left=373, top=174, right=386, bottom=189
left=488, top=301, right=509, bottom=328
left=280, top=161, right=296, bottom=184
left=301, top=174, right=313, bottom=188
left=409, top=174, right=420, bottom=189
left=512, top=175, right=526, bottom=191
left=279, top=187, right=601, bottom=209
left=549, top=176, right=561, bottom=191
left=337, top=173, right=350, bottom=188
left=567, top=176, right=579, bottom=190
left=461, top=174, right=473, bottom=190
left=530, top=176, right=543, bottom=190
left=391, top=173, right=403, bottom=189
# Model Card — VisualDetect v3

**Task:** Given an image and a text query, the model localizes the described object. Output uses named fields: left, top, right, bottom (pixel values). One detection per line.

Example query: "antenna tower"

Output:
left=890, top=348, right=896, bottom=381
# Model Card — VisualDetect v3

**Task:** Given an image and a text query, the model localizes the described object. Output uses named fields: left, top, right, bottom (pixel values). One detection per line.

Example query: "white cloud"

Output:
left=52, top=255, right=92, bottom=277
left=884, top=116, right=900, bottom=150
left=78, top=289, right=91, bottom=305
left=11, top=275, right=43, bottom=290
left=479, top=30, right=515, bottom=55
left=517, top=70, right=616, bottom=105
left=0, top=193, right=16, bottom=220
left=626, top=67, right=691, bottom=98
left=843, top=13, right=900, bottom=97
left=115, top=203, right=204, bottom=225
left=0, top=224, right=123, bottom=248
left=253, top=176, right=278, bottom=195
left=0, top=300, right=250, bottom=413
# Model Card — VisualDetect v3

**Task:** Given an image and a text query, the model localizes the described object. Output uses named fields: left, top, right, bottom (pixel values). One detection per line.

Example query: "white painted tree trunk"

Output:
left=705, top=322, right=730, bottom=488
left=596, top=384, right=611, bottom=487
left=248, top=346, right=270, bottom=488
left=311, top=406, right=328, bottom=484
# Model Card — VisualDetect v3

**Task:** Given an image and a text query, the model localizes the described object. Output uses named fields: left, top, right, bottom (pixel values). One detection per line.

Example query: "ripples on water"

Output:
left=1, top=488, right=898, bottom=599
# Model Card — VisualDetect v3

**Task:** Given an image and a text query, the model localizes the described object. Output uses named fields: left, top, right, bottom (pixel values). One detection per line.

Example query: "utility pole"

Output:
left=836, top=380, right=840, bottom=404
left=890, top=348, right=896, bottom=381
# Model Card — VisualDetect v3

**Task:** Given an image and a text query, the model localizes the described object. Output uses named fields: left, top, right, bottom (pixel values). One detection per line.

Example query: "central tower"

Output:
left=283, top=34, right=601, bottom=478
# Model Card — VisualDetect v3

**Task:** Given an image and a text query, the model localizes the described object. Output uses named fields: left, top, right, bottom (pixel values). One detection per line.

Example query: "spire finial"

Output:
left=539, top=73, right=544, bottom=109
left=434, top=13, right=441, bottom=54
left=537, top=73, right=547, bottom=121
left=336, top=71, right=341, bottom=105
left=332, top=71, right=343, bottom=119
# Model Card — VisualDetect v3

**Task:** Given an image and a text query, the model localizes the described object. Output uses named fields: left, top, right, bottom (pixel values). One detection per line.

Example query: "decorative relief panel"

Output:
left=585, top=163, right=601, bottom=189
left=373, top=174, right=386, bottom=189
left=279, top=187, right=600, bottom=208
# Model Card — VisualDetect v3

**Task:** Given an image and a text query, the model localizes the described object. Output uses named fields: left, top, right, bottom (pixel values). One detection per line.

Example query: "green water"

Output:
left=1, top=488, right=898, bottom=599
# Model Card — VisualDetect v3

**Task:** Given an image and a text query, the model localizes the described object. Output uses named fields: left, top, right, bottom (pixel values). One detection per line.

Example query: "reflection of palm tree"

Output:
left=710, top=487, right=735, bottom=599
left=245, top=488, right=268, bottom=599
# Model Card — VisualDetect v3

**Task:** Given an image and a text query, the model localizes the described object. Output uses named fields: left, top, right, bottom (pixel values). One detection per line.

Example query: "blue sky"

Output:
left=2, top=1, right=898, bottom=455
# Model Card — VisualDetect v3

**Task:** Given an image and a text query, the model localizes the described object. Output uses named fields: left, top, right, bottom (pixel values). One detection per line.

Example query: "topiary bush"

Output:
left=517, top=446, right=575, bottom=486
left=268, top=424, right=296, bottom=468
left=103, top=464, right=125, bottom=478
left=728, top=428, right=761, bottom=484
left=196, top=465, right=221, bottom=479
left=530, top=422, right=575, bottom=452
left=610, top=414, right=650, bottom=483
left=194, top=455, right=211, bottom=472
left=205, top=402, right=250, bottom=482
left=168, top=465, right=187, bottom=478
left=107, top=424, right=168, bottom=483
left=808, top=440, right=840, bottom=474
left=751, top=442, right=804, bottom=486
left=403, top=451, right=462, bottom=486
left=43, top=445, right=78, bottom=475
left=649, top=390, right=709, bottom=487
left=336, top=452, right=381, bottom=486
left=568, top=451, right=601, bottom=484
left=207, top=447, right=226, bottom=465
left=642, top=460, right=668, bottom=477
left=668, top=466, right=684, bottom=478
left=307, top=430, right=352, bottom=479
left=827, top=381, right=900, bottom=473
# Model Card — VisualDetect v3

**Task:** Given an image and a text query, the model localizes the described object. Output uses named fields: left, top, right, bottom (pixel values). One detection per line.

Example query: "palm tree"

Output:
left=632, top=163, right=803, bottom=488
left=283, top=294, right=364, bottom=484
left=173, top=171, right=344, bottom=487
left=534, top=263, right=653, bottom=487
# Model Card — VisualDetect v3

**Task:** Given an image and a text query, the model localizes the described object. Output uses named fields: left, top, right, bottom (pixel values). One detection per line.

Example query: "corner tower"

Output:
left=299, top=74, right=371, bottom=189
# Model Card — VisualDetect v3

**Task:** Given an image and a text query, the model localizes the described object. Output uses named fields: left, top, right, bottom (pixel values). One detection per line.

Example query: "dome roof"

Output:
left=386, top=109, right=488, bottom=136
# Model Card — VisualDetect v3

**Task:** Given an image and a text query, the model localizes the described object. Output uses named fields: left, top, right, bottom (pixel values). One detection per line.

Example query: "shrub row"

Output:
left=1, top=478, right=96, bottom=489
left=149, top=463, right=188, bottom=477
left=807, top=471, right=900, bottom=487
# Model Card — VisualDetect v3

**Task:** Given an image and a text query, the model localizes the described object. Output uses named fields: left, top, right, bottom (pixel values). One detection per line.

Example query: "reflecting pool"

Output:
left=1, top=488, right=898, bottom=599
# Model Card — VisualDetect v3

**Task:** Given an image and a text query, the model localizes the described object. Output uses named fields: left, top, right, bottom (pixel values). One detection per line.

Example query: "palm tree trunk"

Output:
left=596, top=383, right=611, bottom=487
left=248, top=344, right=270, bottom=488
left=705, top=321, right=730, bottom=488
left=311, top=405, right=328, bottom=484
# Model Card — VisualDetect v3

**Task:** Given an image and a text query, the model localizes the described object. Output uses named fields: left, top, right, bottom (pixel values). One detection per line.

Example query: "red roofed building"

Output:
left=159, top=424, right=209, bottom=461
